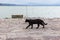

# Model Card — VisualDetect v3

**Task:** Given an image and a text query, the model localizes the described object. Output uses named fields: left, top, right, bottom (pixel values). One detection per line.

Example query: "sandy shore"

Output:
left=0, top=18, right=60, bottom=40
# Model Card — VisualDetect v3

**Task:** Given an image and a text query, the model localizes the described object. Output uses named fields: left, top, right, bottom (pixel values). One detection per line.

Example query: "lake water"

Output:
left=0, top=6, right=60, bottom=18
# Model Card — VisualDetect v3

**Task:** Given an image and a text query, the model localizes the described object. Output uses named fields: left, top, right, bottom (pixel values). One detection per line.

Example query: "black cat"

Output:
left=25, top=19, right=47, bottom=29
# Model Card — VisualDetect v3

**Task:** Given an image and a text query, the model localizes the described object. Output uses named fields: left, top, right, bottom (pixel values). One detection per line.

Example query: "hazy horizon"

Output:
left=0, top=0, right=60, bottom=6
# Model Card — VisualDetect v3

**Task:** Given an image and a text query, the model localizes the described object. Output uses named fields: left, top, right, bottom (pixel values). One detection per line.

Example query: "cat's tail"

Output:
left=45, top=23, right=47, bottom=25
left=42, top=22, right=47, bottom=25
